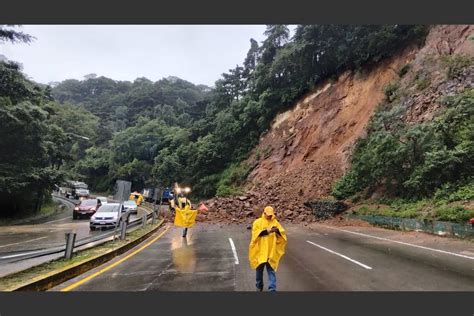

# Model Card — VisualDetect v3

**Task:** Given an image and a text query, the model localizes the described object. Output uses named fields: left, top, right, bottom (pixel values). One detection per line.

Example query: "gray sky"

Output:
left=1, top=25, right=272, bottom=87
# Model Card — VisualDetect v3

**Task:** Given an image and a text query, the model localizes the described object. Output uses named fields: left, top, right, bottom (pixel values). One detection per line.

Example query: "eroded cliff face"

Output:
left=199, top=25, right=474, bottom=224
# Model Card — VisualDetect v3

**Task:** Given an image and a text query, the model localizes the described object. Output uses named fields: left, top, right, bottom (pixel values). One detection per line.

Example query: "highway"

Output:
left=0, top=196, right=152, bottom=277
left=52, top=222, right=474, bottom=291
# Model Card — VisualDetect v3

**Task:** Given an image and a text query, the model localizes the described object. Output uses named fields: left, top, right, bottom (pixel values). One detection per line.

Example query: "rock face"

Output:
left=197, top=25, right=474, bottom=225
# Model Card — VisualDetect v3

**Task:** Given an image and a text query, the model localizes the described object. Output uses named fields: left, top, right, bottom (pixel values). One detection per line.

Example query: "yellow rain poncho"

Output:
left=174, top=204, right=198, bottom=228
left=248, top=206, right=287, bottom=271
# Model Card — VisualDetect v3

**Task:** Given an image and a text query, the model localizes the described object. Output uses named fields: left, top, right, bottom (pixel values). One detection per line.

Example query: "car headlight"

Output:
left=74, top=207, right=79, bottom=211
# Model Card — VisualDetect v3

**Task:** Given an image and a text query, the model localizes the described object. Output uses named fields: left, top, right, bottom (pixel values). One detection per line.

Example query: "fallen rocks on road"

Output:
left=197, top=190, right=322, bottom=225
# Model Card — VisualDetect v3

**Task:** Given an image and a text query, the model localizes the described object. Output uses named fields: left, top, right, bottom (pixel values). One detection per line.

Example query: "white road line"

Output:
left=322, top=225, right=474, bottom=261
left=306, top=240, right=373, bottom=270
left=0, top=236, right=48, bottom=249
left=228, top=238, right=239, bottom=265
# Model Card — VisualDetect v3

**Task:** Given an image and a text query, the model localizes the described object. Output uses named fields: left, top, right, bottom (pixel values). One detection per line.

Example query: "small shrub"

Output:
left=434, top=205, right=474, bottom=223
left=434, top=181, right=474, bottom=202
left=415, top=76, right=431, bottom=90
left=398, top=64, right=411, bottom=77
left=384, top=81, right=399, bottom=102
left=440, top=54, right=473, bottom=79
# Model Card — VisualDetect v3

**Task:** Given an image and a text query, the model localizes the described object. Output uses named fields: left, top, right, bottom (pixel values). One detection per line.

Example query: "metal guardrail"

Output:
left=0, top=195, right=160, bottom=264
left=346, top=214, right=474, bottom=239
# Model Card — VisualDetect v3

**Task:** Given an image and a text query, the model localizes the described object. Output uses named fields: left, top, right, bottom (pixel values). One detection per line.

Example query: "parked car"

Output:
left=96, top=196, right=108, bottom=204
left=123, top=200, right=138, bottom=214
left=73, top=199, right=101, bottom=219
left=90, top=203, right=129, bottom=230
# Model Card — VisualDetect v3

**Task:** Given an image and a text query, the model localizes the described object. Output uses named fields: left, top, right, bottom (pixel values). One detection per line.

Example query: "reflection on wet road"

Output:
left=171, top=234, right=196, bottom=273
left=53, top=222, right=474, bottom=291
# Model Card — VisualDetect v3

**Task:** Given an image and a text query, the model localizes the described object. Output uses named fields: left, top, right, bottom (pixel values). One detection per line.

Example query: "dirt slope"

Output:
left=200, top=25, right=474, bottom=224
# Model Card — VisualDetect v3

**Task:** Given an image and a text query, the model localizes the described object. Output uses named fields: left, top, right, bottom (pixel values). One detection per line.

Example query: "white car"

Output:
left=96, top=196, right=108, bottom=204
left=123, top=200, right=138, bottom=214
left=90, top=203, right=129, bottom=230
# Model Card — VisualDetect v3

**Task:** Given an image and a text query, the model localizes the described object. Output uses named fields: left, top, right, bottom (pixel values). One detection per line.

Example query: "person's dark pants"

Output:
left=256, top=262, right=276, bottom=291
left=182, top=227, right=188, bottom=237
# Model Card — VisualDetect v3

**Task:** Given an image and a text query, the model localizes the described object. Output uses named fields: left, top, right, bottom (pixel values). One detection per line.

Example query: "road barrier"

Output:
left=347, top=214, right=474, bottom=239
left=0, top=195, right=159, bottom=264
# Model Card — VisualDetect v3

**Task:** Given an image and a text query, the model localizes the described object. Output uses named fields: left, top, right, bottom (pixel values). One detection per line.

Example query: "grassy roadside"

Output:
left=351, top=199, right=474, bottom=223
left=0, top=219, right=164, bottom=291
left=0, top=199, right=64, bottom=226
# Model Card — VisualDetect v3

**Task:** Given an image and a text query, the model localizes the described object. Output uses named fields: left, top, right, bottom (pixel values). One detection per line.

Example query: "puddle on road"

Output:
left=171, top=234, right=197, bottom=273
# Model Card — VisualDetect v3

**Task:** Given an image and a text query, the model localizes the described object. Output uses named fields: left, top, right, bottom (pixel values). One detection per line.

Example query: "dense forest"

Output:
left=1, top=25, right=430, bottom=216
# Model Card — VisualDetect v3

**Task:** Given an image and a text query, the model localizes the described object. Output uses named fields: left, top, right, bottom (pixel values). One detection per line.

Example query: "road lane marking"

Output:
left=61, top=225, right=171, bottom=292
left=0, top=236, right=48, bottom=249
left=322, top=226, right=474, bottom=261
left=306, top=240, right=373, bottom=270
left=228, top=238, right=239, bottom=264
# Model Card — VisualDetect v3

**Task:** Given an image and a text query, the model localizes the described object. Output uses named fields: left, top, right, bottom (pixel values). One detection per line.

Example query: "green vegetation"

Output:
left=384, top=81, right=399, bottom=101
left=354, top=199, right=474, bottom=223
left=1, top=25, right=429, bottom=217
left=414, top=73, right=431, bottom=90
left=398, top=63, right=411, bottom=77
left=333, top=88, right=474, bottom=200
left=57, top=25, right=427, bottom=199
left=440, top=54, right=473, bottom=79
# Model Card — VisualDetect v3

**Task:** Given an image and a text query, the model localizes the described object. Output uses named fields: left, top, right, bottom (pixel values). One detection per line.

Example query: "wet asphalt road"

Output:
left=0, top=198, right=150, bottom=259
left=52, top=222, right=474, bottom=291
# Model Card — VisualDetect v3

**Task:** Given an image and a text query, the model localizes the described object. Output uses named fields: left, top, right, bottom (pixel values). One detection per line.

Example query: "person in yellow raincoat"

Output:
left=248, top=206, right=287, bottom=291
left=173, top=196, right=196, bottom=238
left=129, top=192, right=143, bottom=206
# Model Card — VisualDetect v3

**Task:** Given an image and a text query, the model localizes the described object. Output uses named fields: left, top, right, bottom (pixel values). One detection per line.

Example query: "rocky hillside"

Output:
left=198, top=25, right=474, bottom=224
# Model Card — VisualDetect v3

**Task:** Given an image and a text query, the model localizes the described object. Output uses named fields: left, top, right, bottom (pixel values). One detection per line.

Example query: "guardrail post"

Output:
left=64, top=232, right=76, bottom=259
left=120, top=217, right=127, bottom=240
left=142, top=214, right=147, bottom=228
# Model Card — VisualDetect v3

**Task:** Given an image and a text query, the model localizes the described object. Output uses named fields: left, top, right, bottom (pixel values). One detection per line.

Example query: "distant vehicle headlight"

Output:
left=74, top=207, right=79, bottom=211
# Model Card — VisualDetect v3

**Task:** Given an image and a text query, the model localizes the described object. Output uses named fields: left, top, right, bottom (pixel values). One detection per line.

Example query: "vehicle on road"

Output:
left=73, top=198, right=101, bottom=219
left=96, top=196, right=108, bottom=204
left=124, top=200, right=138, bottom=214
left=161, top=187, right=173, bottom=204
left=90, top=203, right=129, bottom=230
left=61, top=180, right=90, bottom=199
left=74, top=188, right=90, bottom=199
left=142, top=188, right=156, bottom=203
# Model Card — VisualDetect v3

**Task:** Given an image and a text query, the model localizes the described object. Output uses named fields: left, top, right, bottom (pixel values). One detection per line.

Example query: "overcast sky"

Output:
left=0, top=25, right=274, bottom=87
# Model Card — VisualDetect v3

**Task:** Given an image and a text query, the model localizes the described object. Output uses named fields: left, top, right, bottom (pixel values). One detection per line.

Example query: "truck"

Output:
left=60, top=181, right=90, bottom=199
left=161, top=187, right=174, bottom=205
